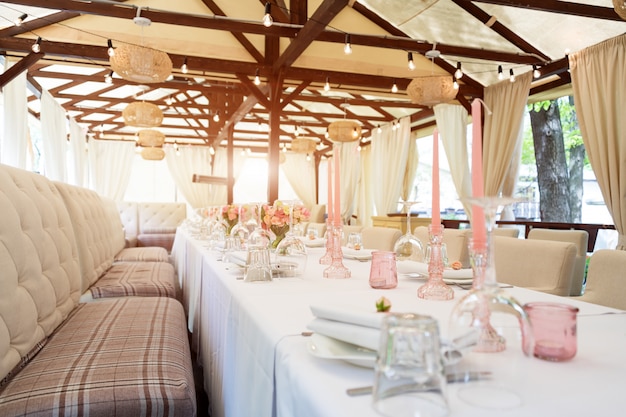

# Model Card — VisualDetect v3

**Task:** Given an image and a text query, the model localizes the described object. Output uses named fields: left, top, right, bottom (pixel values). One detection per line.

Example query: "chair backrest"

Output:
left=493, top=236, right=577, bottom=296
left=308, top=204, right=326, bottom=223
left=527, top=228, right=589, bottom=296
left=306, top=222, right=326, bottom=238
left=492, top=227, right=520, bottom=238
left=341, top=225, right=364, bottom=246
left=361, top=227, right=402, bottom=251
left=578, top=249, right=626, bottom=310
left=413, top=226, right=470, bottom=267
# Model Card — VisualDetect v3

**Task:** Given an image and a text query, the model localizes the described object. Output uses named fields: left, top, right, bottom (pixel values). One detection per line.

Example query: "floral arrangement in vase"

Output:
left=261, top=201, right=310, bottom=248
left=221, top=204, right=249, bottom=235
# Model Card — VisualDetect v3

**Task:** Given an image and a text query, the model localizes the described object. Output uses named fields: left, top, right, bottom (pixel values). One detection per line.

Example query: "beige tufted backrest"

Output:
left=0, top=164, right=81, bottom=382
left=54, top=183, right=122, bottom=292
left=138, top=203, right=187, bottom=234
left=116, top=201, right=139, bottom=246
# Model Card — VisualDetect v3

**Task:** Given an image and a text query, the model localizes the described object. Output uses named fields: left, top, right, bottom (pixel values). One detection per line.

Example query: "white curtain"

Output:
left=401, top=133, right=419, bottom=202
left=281, top=153, right=316, bottom=208
left=357, top=145, right=374, bottom=226
left=483, top=71, right=532, bottom=197
left=338, top=141, right=361, bottom=224
left=87, top=139, right=135, bottom=200
left=371, top=117, right=411, bottom=216
left=1, top=59, right=28, bottom=168
left=40, top=90, right=68, bottom=181
left=211, top=148, right=245, bottom=205
left=570, top=34, right=626, bottom=249
left=434, top=104, right=472, bottom=216
left=67, top=118, right=87, bottom=186
left=165, top=145, right=215, bottom=208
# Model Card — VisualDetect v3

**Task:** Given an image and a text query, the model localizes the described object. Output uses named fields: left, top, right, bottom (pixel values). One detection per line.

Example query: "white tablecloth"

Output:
left=171, top=228, right=626, bottom=417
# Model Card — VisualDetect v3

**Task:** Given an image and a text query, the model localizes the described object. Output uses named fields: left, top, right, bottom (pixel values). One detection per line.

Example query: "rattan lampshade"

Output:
left=137, top=129, right=165, bottom=147
left=123, top=102, right=163, bottom=128
left=327, top=120, right=361, bottom=142
left=110, top=44, right=172, bottom=84
left=407, top=75, right=457, bottom=106
left=614, top=0, right=626, bottom=19
left=141, top=146, right=165, bottom=160
left=291, top=137, right=319, bottom=153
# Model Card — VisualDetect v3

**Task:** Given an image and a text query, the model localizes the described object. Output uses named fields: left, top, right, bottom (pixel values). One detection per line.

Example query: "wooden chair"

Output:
left=527, top=228, right=589, bottom=296
left=578, top=249, right=626, bottom=310
left=360, top=227, right=402, bottom=251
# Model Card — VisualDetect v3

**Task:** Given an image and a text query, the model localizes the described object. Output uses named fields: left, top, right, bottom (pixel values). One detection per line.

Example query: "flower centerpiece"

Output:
left=261, top=201, right=310, bottom=248
left=221, top=204, right=239, bottom=235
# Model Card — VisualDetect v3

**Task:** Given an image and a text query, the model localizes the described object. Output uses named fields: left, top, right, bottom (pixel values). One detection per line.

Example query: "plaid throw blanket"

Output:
left=90, top=262, right=177, bottom=299
left=0, top=297, right=196, bottom=416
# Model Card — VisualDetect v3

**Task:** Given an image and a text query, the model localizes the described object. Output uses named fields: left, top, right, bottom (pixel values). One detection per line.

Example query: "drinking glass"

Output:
left=248, top=202, right=272, bottom=248
left=347, top=232, right=362, bottom=250
left=373, top=313, right=449, bottom=417
left=524, top=302, right=579, bottom=361
left=369, top=251, right=398, bottom=289
left=229, top=203, right=250, bottom=247
left=393, top=201, right=425, bottom=262
left=273, top=200, right=308, bottom=277
left=244, top=246, right=273, bottom=283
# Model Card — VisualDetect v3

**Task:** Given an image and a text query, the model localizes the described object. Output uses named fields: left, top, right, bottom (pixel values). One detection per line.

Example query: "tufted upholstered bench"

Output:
left=0, top=163, right=196, bottom=416
left=118, top=202, right=187, bottom=252
left=53, top=182, right=178, bottom=302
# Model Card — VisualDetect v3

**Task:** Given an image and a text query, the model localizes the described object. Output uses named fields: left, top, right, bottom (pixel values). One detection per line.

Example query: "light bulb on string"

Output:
left=343, top=34, right=352, bottom=55
left=254, top=69, right=261, bottom=85
left=407, top=52, right=415, bottom=70
left=107, top=39, right=115, bottom=57
left=262, top=3, right=273, bottom=27
left=455, top=62, right=463, bottom=79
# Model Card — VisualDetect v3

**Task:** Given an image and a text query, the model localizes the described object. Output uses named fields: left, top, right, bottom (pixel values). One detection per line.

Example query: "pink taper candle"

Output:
left=327, top=157, right=333, bottom=223
left=334, top=145, right=341, bottom=226
left=431, top=129, right=440, bottom=228
left=471, top=99, right=486, bottom=244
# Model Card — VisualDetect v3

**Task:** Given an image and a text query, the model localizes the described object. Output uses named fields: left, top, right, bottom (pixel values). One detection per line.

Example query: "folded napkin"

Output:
left=307, top=304, right=384, bottom=351
left=342, top=248, right=374, bottom=260
left=226, top=250, right=248, bottom=267
left=303, top=237, right=326, bottom=248
left=396, top=260, right=473, bottom=280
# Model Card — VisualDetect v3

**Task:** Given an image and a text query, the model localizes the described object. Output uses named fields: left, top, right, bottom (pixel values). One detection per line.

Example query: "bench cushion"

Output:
left=0, top=297, right=196, bottom=416
left=89, top=262, right=178, bottom=300
left=114, top=246, right=170, bottom=263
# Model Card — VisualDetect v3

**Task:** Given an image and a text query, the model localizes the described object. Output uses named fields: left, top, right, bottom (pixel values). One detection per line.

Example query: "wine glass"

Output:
left=393, top=200, right=425, bottom=262
left=273, top=200, right=307, bottom=277
left=447, top=196, right=534, bottom=409
left=229, top=203, right=250, bottom=247
left=248, top=202, right=272, bottom=248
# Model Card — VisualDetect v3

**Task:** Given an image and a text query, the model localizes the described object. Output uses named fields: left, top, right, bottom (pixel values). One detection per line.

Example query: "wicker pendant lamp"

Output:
left=291, top=137, right=319, bottom=153
left=141, top=146, right=165, bottom=160
left=327, top=103, right=361, bottom=143
left=137, top=129, right=165, bottom=147
left=406, top=48, right=457, bottom=107
left=123, top=102, right=163, bottom=128
left=614, top=0, right=626, bottom=20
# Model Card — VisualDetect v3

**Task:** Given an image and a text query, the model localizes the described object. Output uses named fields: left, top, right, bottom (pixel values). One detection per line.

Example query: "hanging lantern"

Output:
left=141, top=146, right=165, bottom=160
left=614, top=0, right=626, bottom=20
left=123, top=101, right=163, bottom=128
left=137, top=129, right=165, bottom=147
left=327, top=120, right=361, bottom=142
left=406, top=75, right=457, bottom=107
left=110, top=44, right=172, bottom=84
left=291, top=137, right=319, bottom=153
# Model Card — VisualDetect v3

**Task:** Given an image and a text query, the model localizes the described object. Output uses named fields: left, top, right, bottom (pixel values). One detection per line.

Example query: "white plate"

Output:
left=303, top=237, right=326, bottom=248
left=306, top=333, right=376, bottom=368
left=342, top=248, right=373, bottom=261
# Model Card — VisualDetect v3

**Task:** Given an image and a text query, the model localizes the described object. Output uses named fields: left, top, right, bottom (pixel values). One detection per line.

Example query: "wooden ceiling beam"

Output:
left=0, top=51, right=43, bottom=89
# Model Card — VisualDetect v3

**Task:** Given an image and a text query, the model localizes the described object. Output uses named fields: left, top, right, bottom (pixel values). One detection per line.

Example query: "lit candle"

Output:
left=327, top=157, right=333, bottom=223
left=334, top=145, right=341, bottom=226
left=471, top=99, right=486, bottom=244
left=431, top=129, right=440, bottom=228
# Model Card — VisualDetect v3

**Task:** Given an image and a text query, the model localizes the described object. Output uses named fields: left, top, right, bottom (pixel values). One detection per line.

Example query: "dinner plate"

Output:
left=303, top=237, right=326, bottom=248
left=342, top=248, right=373, bottom=261
left=306, top=333, right=377, bottom=368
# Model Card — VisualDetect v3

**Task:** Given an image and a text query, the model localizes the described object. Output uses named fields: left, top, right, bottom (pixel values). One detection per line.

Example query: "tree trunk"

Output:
left=567, top=96, right=585, bottom=223
left=529, top=101, right=571, bottom=222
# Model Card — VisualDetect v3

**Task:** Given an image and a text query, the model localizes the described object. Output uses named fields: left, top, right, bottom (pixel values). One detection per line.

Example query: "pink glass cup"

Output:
left=369, top=251, right=398, bottom=289
left=524, top=302, right=579, bottom=361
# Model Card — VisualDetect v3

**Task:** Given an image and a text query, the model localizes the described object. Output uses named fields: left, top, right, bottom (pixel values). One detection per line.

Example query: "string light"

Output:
left=509, top=68, right=516, bottom=83
left=31, top=37, right=41, bottom=53
left=181, top=57, right=188, bottom=74
left=213, top=111, right=220, bottom=122
left=209, top=145, right=215, bottom=155
left=254, top=69, right=261, bottom=85
left=14, top=13, right=27, bottom=26
left=343, top=34, right=352, bottom=55
left=324, top=77, right=330, bottom=92
left=497, top=65, right=505, bottom=80
left=107, top=39, right=115, bottom=57
left=377, top=125, right=382, bottom=133
left=407, top=52, right=415, bottom=70
left=262, top=3, right=273, bottom=27
left=533, top=64, right=541, bottom=79
left=306, top=153, right=311, bottom=162
left=453, top=75, right=459, bottom=90
left=104, top=71, right=113, bottom=84
left=454, top=62, right=463, bottom=79
left=391, top=79, right=398, bottom=93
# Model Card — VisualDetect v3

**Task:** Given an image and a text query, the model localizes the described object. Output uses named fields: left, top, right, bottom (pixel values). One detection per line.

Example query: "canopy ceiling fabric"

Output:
left=0, top=0, right=623, bottom=157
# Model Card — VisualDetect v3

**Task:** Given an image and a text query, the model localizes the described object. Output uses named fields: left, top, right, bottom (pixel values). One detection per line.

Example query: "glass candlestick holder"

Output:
left=319, top=218, right=334, bottom=265
left=417, top=224, right=454, bottom=300
left=323, top=222, right=351, bottom=279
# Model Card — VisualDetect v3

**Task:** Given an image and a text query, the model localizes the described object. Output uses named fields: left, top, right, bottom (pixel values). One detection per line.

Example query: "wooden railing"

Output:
left=441, top=219, right=615, bottom=252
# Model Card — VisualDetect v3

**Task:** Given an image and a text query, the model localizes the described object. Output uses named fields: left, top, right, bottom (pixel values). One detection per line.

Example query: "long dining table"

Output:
left=171, top=227, right=626, bottom=417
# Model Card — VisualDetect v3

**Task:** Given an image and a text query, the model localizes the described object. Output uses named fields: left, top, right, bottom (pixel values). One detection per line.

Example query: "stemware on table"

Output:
left=273, top=200, right=308, bottom=277
left=393, top=201, right=425, bottom=262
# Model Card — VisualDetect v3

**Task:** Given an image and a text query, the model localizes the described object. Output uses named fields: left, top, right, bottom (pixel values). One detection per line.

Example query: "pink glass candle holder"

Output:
left=323, top=223, right=351, bottom=279
left=319, top=219, right=334, bottom=265
left=417, top=224, right=454, bottom=300
left=369, top=251, right=398, bottom=289
left=524, top=302, right=579, bottom=361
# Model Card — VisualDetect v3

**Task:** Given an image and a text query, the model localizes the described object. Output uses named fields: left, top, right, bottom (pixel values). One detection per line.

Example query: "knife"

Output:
left=345, top=371, right=491, bottom=397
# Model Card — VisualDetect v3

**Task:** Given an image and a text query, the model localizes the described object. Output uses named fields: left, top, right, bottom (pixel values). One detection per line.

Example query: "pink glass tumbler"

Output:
left=369, top=251, right=398, bottom=289
left=524, top=302, right=579, bottom=361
